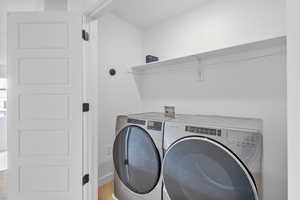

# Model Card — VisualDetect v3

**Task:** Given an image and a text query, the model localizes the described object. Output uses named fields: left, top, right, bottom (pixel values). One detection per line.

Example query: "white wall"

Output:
left=97, top=13, right=144, bottom=183
left=287, top=0, right=300, bottom=200
left=69, top=0, right=99, bottom=12
left=96, top=0, right=287, bottom=192
left=0, top=1, right=5, bottom=64
left=143, top=0, right=286, bottom=61
left=0, top=5, right=6, bottom=64
left=138, top=2, right=287, bottom=198
left=136, top=46, right=287, bottom=200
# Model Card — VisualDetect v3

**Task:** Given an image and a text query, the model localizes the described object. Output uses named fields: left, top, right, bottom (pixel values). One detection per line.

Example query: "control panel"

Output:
left=127, top=118, right=163, bottom=131
left=148, top=121, right=163, bottom=131
left=127, top=118, right=146, bottom=126
left=185, top=126, right=222, bottom=137
left=227, top=130, right=261, bottom=164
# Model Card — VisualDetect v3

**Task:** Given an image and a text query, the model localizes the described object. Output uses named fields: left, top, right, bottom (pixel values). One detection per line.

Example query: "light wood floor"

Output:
left=0, top=171, right=113, bottom=200
left=0, top=170, right=7, bottom=200
left=99, top=181, right=114, bottom=200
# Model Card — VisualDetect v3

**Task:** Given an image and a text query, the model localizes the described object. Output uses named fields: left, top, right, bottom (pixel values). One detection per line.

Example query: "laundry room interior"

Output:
left=96, top=0, right=286, bottom=200
left=0, top=0, right=292, bottom=200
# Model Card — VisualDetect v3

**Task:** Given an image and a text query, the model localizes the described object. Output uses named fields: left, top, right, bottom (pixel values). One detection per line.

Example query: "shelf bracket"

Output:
left=195, top=56, right=204, bottom=81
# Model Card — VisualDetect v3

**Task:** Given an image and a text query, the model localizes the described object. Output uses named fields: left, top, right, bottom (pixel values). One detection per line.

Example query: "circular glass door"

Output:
left=113, top=125, right=161, bottom=194
left=162, top=137, right=258, bottom=200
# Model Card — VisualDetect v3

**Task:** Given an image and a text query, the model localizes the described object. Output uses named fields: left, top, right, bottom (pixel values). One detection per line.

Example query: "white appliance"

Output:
left=162, top=115, right=263, bottom=200
left=113, top=113, right=171, bottom=200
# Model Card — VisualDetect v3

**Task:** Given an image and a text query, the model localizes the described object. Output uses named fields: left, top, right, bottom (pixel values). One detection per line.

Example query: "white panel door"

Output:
left=7, top=12, right=83, bottom=200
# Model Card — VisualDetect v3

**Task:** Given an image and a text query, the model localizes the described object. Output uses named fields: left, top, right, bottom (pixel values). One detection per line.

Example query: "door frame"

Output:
left=82, top=19, right=99, bottom=200
left=83, top=2, right=113, bottom=199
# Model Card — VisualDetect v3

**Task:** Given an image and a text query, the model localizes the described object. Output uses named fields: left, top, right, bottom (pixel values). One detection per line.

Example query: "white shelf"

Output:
left=131, top=36, right=286, bottom=74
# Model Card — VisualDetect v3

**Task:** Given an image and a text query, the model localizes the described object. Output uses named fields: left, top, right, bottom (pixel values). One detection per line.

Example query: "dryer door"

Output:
left=162, top=136, right=258, bottom=200
left=113, top=125, right=161, bottom=194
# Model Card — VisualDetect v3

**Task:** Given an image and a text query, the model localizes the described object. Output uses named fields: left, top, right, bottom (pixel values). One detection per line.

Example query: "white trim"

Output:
left=162, top=136, right=259, bottom=200
left=98, top=173, right=114, bottom=186
left=83, top=20, right=99, bottom=200
left=112, top=194, right=118, bottom=200
left=0, top=64, right=6, bottom=78
left=84, top=0, right=113, bottom=22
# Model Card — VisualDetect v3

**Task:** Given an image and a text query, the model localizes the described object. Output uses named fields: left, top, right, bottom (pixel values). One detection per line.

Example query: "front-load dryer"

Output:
left=113, top=113, right=171, bottom=200
left=162, top=115, right=263, bottom=200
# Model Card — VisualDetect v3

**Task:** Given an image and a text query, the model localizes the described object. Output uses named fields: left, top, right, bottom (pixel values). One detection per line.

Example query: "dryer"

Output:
left=113, top=113, right=171, bottom=200
left=162, top=115, right=263, bottom=200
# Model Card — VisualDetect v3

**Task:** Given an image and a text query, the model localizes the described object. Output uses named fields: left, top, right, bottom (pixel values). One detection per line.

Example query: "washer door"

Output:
left=162, top=136, right=258, bottom=200
left=113, top=125, right=161, bottom=194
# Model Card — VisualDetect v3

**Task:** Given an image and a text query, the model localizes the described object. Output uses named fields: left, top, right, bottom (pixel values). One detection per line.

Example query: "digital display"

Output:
left=185, top=126, right=221, bottom=136
left=127, top=118, right=146, bottom=125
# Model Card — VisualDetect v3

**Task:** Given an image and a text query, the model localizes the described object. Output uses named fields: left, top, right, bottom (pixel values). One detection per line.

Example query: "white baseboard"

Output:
left=98, top=172, right=113, bottom=186
left=112, top=193, right=118, bottom=200
left=98, top=160, right=114, bottom=186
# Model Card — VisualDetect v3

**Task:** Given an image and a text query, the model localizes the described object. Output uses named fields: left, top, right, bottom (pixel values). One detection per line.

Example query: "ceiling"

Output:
left=111, top=0, right=209, bottom=29
left=0, top=0, right=209, bottom=29
left=0, top=0, right=43, bottom=11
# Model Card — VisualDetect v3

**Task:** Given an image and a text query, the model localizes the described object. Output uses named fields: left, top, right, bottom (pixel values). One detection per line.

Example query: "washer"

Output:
left=113, top=113, right=172, bottom=200
left=162, top=115, right=263, bottom=200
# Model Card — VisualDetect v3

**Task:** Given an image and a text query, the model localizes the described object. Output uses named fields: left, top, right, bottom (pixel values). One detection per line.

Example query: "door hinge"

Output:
left=82, top=29, right=89, bottom=41
left=82, top=103, right=90, bottom=112
left=124, top=159, right=129, bottom=165
left=82, top=174, right=90, bottom=186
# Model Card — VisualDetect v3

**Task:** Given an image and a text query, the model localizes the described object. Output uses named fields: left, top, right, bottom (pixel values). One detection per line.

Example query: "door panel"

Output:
left=18, top=58, right=69, bottom=85
left=18, top=22, right=69, bottom=49
left=163, top=137, right=258, bottom=200
left=113, top=126, right=161, bottom=194
left=8, top=12, right=83, bottom=200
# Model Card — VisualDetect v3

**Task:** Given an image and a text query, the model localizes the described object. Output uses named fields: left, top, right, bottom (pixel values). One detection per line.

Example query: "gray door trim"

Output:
left=162, top=136, right=258, bottom=200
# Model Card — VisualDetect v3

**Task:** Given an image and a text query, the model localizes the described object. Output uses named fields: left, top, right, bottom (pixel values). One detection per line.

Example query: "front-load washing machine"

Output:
left=162, top=115, right=263, bottom=200
left=113, top=113, right=172, bottom=200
